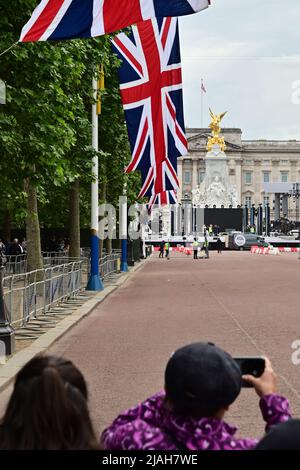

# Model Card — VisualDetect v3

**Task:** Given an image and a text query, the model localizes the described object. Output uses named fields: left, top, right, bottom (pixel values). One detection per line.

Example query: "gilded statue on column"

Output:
left=207, top=108, right=228, bottom=152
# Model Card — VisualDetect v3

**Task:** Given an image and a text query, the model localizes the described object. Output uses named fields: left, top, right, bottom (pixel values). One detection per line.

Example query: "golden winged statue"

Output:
left=207, top=108, right=228, bottom=152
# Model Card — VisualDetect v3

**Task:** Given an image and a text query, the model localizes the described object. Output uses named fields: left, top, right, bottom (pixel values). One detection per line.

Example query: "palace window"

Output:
left=198, top=171, right=205, bottom=184
left=281, top=171, right=289, bottom=183
left=263, top=171, right=270, bottom=183
left=245, top=196, right=252, bottom=208
left=184, top=171, right=191, bottom=184
left=244, top=172, right=252, bottom=185
left=263, top=196, right=270, bottom=208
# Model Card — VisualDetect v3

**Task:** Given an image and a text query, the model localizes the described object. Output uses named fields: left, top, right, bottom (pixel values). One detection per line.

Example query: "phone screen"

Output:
left=234, top=357, right=265, bottom=388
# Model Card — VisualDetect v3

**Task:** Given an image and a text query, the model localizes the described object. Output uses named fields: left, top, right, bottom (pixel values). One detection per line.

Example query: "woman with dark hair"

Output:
left=0, top=355, right=99, bottom=450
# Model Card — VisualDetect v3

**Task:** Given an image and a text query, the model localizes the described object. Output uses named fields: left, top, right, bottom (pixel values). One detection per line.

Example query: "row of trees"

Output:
left=0, top=1, right=141, bottom=271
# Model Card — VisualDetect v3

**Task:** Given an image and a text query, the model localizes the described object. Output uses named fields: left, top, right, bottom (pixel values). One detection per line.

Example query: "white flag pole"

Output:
left=201, top=79, right=204, bottom=128
left=87, top=76, right=104, bottom=291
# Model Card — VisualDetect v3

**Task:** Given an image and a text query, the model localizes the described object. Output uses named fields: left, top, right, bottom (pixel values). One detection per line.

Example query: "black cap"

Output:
left=256, top=420, right=300, bottom=450
left=165, top=342, right=242, bottom=411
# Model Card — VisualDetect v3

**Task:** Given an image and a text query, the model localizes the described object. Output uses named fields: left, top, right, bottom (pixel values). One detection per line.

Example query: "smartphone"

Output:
left=234, top=357, right=265, bottom=388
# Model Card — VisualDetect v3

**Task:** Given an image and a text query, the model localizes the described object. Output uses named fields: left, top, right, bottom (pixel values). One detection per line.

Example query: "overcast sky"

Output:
left=179, top=0, right=300, bottom=140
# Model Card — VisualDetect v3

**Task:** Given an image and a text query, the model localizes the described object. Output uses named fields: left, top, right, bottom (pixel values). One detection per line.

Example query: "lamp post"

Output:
left=0, top=247, right=15, bottom=357
left=182, top=194, right=192, bottom=237
left=87, top=76, right=104, bottom=291
left=288, top=183, right=300, bottom=259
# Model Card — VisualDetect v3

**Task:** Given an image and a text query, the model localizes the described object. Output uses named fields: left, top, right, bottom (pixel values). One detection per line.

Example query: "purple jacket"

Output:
left=101, top=391, right=291, bottom=450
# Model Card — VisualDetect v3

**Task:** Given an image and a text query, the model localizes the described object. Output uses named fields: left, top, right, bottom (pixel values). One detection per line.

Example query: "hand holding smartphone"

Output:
left=234, top=357, right=266, bottom=388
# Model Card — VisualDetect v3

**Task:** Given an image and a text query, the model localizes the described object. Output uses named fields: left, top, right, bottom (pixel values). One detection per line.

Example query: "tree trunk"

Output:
left=69, top=179, right=80, bottom=258
left=2, top=210, right=12, bottom=242
left=25, top=177, right=43, bottom=273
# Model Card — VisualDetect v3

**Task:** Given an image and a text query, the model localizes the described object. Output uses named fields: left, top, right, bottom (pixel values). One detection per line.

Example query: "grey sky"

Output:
left=180, top=0, right=300, bottom=140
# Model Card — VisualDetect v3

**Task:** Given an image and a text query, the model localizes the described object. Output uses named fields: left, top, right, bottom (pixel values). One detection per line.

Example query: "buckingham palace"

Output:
left=178, top=128, right=300, bottom=219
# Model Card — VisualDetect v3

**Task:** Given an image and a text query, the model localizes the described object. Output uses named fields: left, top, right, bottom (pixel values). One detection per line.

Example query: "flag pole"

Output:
left=201, top=78, right=204, bottom=128
left=120, top=179, right=129, bottom=272
left=87, top=75, right=104, bottom=291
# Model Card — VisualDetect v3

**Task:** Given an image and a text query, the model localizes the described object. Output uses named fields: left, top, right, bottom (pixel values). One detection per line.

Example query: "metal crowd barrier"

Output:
left=3, top=261, right=84, bottom=328
left=4, top=254, right=27, bottom=275
left=2, top=251, right=122, bottom=329
left=99, top=252, right=121, bottom=279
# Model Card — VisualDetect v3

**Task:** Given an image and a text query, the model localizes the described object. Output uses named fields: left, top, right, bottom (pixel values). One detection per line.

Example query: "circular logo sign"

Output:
left=234, top=234, right=246, bottom=247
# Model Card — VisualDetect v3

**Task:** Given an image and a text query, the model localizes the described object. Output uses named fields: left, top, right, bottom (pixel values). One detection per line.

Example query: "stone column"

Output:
left=282, top=195, right=288, bottom=218
left=235, top=157, right=242, bottom=205
left=192, top=159, right=198, bottom=190
left=274, top=194, right=281, bottom=220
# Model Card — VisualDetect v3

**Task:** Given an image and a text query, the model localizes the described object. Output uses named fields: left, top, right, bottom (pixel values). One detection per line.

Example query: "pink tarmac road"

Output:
left=2, top=250, right=300, bottom=441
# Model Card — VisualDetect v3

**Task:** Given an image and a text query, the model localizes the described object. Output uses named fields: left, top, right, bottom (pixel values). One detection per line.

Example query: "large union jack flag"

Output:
left=148, top=190, right=177, bottom=212
left=20, top=0, right=210, bottom=42
left=112, top=17, right=188, bottom=199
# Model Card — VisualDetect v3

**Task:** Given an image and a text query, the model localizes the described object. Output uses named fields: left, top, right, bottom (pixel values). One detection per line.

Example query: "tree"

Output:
left=0, top=2, right=143, bottom=270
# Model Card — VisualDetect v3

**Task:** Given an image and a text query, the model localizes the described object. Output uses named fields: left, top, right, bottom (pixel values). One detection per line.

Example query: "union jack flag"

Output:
left=112, top=17, right=188, bottom=199
left=148, top=190, right=177, bottom=212
left=20, top=0, right=210, bottom=42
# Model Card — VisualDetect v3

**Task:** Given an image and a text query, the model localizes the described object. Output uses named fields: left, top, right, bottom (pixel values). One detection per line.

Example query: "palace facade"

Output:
left=178, top=128, right=300, bottom=218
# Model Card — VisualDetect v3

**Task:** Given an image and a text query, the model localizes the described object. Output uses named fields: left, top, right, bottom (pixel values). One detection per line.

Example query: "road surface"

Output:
left=3, top=250, right=300, bottom=441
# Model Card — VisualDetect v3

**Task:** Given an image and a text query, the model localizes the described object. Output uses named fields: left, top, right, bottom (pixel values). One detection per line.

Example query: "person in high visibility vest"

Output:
left=192, top=238, right=199, bottom=260
left=165, top=242, right=170, bottom=260
left=204, top=238, right=210, bottom=259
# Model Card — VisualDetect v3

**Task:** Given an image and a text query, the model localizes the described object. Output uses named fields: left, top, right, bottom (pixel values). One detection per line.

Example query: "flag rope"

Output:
left=0, top=42, right=18, bottom=58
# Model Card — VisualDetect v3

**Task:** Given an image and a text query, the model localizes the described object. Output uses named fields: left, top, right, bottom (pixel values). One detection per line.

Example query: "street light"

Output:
left=182, top=193, right=192, bottom=237
left=0, top=246, right=15, bottom=357
left=288, top=183, right=300, bottom=259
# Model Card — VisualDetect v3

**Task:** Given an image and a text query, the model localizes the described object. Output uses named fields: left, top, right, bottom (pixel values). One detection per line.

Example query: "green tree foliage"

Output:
left=0, top=0, right=141, bottom=264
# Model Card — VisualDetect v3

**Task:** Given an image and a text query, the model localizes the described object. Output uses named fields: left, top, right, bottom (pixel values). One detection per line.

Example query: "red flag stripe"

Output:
left=161, top=17, right=172, bottom=50
left=125, top=119, right=149, bottom=173
left=138, top=167, right=154, bottom=198
left=103, top=0, right=143, bottom=33
left=166, top=95, right=187, bottom=149
left=113, top=37, right=144, bottom=77
left=22, top=0, right=65, bottom=42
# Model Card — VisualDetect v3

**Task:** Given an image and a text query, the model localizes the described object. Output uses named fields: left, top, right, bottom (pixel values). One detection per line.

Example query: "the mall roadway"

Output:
left=11, top=251, right=300, bottom=440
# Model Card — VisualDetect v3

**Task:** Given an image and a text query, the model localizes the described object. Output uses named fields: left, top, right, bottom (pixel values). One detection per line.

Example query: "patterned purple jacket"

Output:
left=101, top=392, right=291, bottom=450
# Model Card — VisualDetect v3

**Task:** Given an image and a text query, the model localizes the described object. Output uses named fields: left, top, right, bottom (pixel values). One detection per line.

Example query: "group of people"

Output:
left=0, top=342, right=298, bottom=450
left=47, top=236, right=70, bottom=253
left=159, top=241, right=170, bottom=260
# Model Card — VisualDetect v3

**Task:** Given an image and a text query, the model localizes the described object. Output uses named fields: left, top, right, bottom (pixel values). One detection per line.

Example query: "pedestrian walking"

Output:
left=8, top=238, right=23, bottom=273
left=0, top=355, right=100, bottom=450
left=21, top=238, right=27, bottom=253
left=204, top=237, right=210, bottom=259
left=208, top=224, right=214, bottom=237
left=165, top=241, right=170, bottom=260
left=159, top=240, right=165, bottom=258
left=216, top=237, right=223, bottom=254
left=192, top=238, right=199, bottom=260
left=9, top=238, right=23, bottom=257
left=0, top=238, right=5, bottom=254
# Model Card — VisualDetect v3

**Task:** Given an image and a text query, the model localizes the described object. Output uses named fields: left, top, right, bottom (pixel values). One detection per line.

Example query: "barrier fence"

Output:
left=2, top=251, right=122, bottom=329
